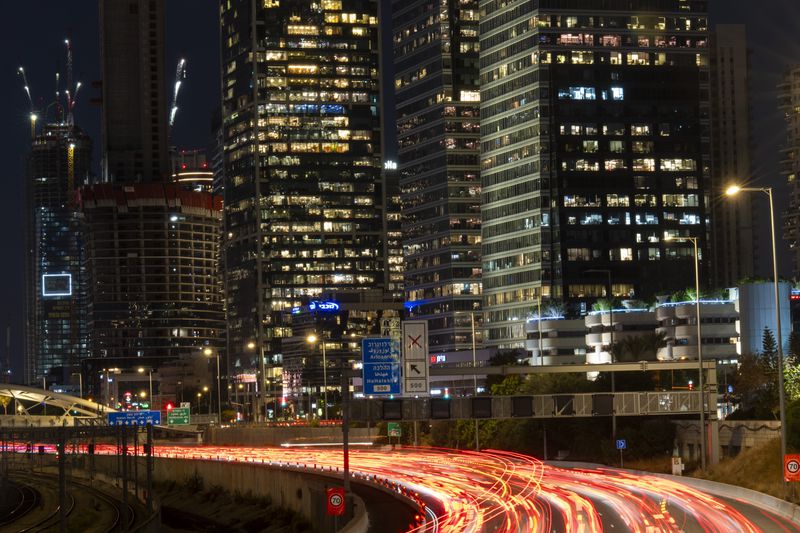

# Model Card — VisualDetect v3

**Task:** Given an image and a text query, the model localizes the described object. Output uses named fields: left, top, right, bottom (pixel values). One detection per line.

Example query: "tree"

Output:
left=0, top=395, right=9, bottom=415
left=486, top=350, right=527, bottom=390
left=762, top=327, right=778, bottom=367
left=788, top=331, right=800, bottom=360
left=611, top=332, right=666, bottom=362
left=732, top=353, right=777, bottom=419
left=785, top=360, right=800, bottom=403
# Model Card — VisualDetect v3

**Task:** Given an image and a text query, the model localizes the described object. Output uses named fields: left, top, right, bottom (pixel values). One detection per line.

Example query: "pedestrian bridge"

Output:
left=0, top=384, right=115, bottom=419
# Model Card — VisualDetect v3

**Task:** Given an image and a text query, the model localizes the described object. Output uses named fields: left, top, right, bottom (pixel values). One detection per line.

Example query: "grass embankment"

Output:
left=608, top=439, right=799, bottom=504
left=692, top=438, right=800, bottom=503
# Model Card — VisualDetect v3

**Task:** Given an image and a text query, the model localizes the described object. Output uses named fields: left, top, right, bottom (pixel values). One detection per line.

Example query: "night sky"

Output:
left=0, top=0, right=797, bottom=378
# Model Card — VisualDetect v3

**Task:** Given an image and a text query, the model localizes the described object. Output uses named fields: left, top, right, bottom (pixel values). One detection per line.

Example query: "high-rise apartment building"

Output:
left=99, top=0, right=169, bottom=182
left=24, top=124, right=92, bottom=385
left=479, top=1, right=711, bottom=348
left=709, top=24, right=755, bottom=288
left=779, top=65, right=800, bottom=280
left=392, top=0, right=483, bottom=351
left=219, top=0, right=387, bottom=378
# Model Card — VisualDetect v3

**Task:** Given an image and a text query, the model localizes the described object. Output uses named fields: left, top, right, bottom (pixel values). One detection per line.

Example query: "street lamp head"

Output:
left=137, top=367, right=145, bottom=374
left=203, top=347, right=213, bottom=356
left=203, top=386, right=209, bottom=392
left=725, top=185, right=741, bottom=196
left=307, top=334, right=318, bottom=344
left=247, top=341, right=256, bottom=350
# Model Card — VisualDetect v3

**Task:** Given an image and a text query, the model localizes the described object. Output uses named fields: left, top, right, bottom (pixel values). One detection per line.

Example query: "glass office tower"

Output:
left=479, top=0, right=710, bottom=348
left=219, top=0, right=386, bottom=380
left=393, top=0, right=483, bottom=352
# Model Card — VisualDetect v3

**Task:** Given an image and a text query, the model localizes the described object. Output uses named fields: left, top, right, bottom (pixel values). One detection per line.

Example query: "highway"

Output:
left=19, top=443, right=800, bottom=532
left=140, top=444, right=800, bottom=533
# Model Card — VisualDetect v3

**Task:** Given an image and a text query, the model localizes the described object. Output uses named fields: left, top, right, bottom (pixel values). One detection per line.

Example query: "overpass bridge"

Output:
left=351, top=360, right=718, bottom=422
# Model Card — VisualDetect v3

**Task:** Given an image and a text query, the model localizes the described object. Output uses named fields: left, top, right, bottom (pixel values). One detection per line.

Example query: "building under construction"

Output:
left=24, top=123, right=92, bottom=388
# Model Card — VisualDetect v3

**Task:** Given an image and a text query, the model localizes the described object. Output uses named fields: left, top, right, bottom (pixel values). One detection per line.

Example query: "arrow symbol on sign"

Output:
left=410, top=364, right=421, bottom=375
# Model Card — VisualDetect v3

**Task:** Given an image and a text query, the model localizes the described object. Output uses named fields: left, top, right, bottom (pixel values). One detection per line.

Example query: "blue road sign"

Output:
left=362, top=337, right=401, bottom=395
left=616, top=439, right=627, bottom=450
left=108, top=410, right=162, bottom=427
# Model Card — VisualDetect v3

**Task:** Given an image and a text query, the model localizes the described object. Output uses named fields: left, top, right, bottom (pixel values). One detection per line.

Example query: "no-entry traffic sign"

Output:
left=326, top=487, right=345, bottom=516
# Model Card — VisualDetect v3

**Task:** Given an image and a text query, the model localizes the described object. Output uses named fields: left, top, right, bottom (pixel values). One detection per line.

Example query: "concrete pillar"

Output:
left=708, top=419, right=720, bottom=466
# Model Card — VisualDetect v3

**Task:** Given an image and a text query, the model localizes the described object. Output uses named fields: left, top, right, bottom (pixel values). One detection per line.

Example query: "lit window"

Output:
left=604, top=159, right=627, bottom=171
left=558, top=86, right=596, bottom=100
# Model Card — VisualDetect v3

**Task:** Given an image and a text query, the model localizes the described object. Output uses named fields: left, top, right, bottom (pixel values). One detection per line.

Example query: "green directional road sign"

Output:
left=388, top=422, right=402, bottom=438
left=168, top=407, right=190, bottom=425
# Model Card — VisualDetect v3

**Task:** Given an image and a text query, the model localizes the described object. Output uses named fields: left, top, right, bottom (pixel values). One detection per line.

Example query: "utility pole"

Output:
left=471, top=312, right=479, bottom=451
left=146, top=423, right=153, bottom=513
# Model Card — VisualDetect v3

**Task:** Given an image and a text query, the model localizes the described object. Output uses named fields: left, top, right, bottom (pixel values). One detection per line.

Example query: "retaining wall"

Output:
left=208, top=425, right=377, bottom=447
left=93, top=454, right=366, bottom=533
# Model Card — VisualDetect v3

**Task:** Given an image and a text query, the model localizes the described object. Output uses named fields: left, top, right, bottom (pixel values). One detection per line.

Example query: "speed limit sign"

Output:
left=785, top=455, right=800, bottom=482
left=326, top=487, right=345, bottom=516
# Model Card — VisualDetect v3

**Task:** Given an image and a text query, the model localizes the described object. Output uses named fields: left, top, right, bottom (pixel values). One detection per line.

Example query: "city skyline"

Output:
left=1, top=0, right=799, bottom=379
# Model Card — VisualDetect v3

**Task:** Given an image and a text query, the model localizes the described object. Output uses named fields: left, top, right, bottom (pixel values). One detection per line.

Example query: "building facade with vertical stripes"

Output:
left=479, top=0, right=711, bottom=348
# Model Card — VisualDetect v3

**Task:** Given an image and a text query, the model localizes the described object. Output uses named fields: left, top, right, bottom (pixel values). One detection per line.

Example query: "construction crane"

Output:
left=63, top=38, right=81, bottom=125
left=18, top=66, right=37, bottom=139
left=169, top=58, right=187, bottom=134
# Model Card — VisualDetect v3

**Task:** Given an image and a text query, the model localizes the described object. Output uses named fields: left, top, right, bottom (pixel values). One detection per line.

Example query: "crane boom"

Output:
left=169, top=58, right=187, bottom=131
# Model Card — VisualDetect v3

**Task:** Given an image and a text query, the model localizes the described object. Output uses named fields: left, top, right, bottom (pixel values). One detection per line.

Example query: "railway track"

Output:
left=0, top=482, right=40, bottom=528
left=6, top=470, right=136, bottom=532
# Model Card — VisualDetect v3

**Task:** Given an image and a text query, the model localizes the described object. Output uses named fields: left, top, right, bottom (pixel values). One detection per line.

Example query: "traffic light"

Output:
left=165, top=402, right=174, bottom=411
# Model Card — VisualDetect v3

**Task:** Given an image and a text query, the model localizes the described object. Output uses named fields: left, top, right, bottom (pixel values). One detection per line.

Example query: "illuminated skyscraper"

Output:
left=780, top=65, right=800, bottom=280
left=479, top=1, right=711, bottom=348
left=219, top=0, right=387, bottom=383
left=392, top=0, right=483, bottom=352
left=25, top=123, right=92, bottom=385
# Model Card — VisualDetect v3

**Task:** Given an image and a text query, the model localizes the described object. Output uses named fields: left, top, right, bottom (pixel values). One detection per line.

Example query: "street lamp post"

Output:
left=204, top=348, right=223, bottom=424
left=586, top=269, right=616, bottom=441
left=665, top=235, right=706, bottom=470
left=203, top=386, right=211, bottom=416
left=137, top=367, right=153, bottom=409
left=247, top=341, right=265, bottom=422
left=726, top=185, right=787, bottom=490
left=471, top=312, right=480, bottom=451
left=307, top=334, right=328, bottom=420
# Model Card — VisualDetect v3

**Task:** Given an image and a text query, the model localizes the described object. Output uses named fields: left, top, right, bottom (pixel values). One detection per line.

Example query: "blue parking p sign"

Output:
left=616, top=439, right=627, bottom=450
